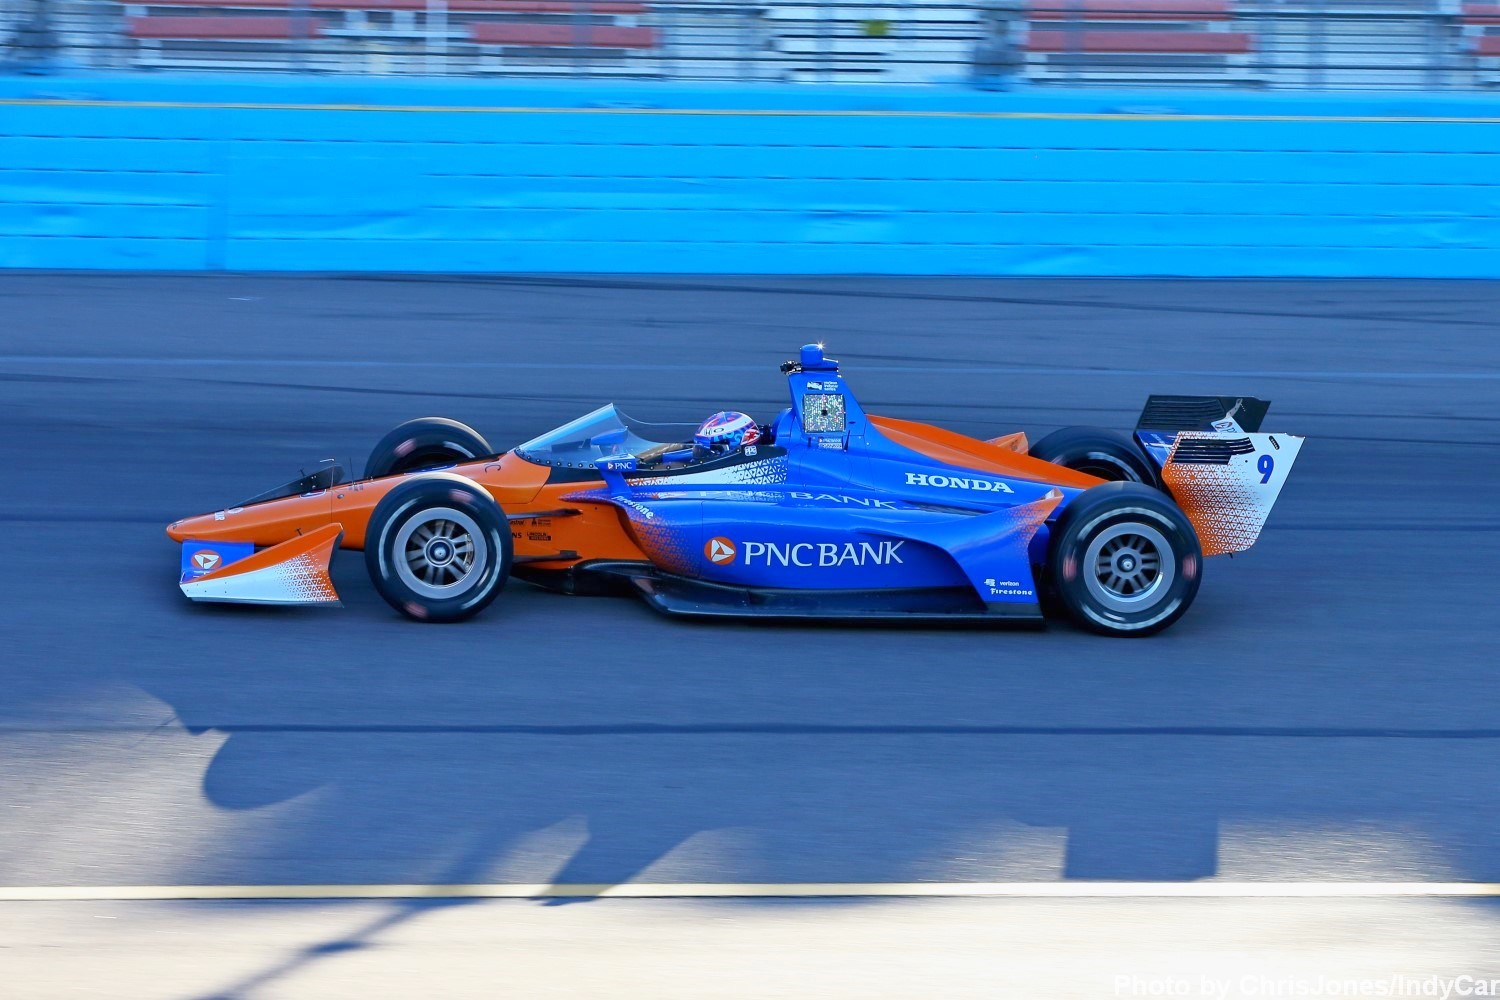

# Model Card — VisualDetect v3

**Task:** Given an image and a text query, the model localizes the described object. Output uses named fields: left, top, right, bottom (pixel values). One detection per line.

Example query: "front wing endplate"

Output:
left=179, top=523, right=343, bottom=606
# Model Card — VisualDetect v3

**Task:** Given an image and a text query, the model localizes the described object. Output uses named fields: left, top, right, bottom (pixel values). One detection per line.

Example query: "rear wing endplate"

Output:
left=1133, top=396, right=1304, bottom=557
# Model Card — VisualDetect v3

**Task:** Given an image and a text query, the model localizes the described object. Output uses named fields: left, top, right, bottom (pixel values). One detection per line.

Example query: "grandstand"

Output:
left=2, top=0, right=1492, bottom=88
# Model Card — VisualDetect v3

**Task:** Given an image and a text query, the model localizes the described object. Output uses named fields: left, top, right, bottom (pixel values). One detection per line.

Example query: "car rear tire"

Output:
left=365, top=418, right=492, bottom=479
left=1030, top=426, right=1158, bottom=486
left=1048, top=482, right=1201, bottom=637
left=365, top=474, right=511, bottom=623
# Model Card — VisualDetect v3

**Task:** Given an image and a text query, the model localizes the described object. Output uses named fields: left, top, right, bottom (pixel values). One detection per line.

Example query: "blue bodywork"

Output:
left=561, top=345, right=1090, bottom=621
left=179, top=540, right=254, bottom=585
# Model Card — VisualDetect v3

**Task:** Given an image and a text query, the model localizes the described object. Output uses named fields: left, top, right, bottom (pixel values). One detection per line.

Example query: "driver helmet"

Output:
left=694, top=411, right=760, bottom=458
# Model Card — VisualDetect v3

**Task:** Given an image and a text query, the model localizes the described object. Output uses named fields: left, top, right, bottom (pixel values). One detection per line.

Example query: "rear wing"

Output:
left=1137, top=395, right=1270, bottom=435
left=1134, top=395, right=1304, bottom=557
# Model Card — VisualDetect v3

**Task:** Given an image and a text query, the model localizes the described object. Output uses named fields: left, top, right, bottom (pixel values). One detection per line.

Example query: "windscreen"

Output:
left=236, top=463, right=346, bottom=507
left=514, top=404, right=698, bottom=470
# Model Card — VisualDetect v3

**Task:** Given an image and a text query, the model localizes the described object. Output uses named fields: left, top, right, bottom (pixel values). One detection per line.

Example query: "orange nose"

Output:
left=167, top=514, right=220, bottom=542
left=165, top=491, right=336, bottom=547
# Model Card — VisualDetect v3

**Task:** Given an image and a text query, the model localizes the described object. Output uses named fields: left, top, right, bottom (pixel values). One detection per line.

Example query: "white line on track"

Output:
left=1, top=357, right=1497, bottom=380
left=4, top=883, right=1500, bottom=901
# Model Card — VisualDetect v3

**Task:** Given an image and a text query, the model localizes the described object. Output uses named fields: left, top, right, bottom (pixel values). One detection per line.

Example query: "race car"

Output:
left=167, top=344, right=1303, bottom=636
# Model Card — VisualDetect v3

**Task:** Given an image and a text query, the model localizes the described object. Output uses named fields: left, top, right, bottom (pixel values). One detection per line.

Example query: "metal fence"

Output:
left=4, top=0, right=1498, bottom=89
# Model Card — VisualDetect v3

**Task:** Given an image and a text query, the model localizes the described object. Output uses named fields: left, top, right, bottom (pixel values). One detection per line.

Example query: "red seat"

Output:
left=1475, top=34, right=1500, bottom=55
left=126, top=0, right=337, bottom=7
left=469, top=21, right=653, bottom=46
left=123, top=0, right=648, bottom=11
left=1026, top=29, right=1251, bottom=53
left=1461, top=3, right=1500, bottom=24
left=447, top=0, right=647, bottom=11
left=1028, top=0, right=1232, bottom=21
left=126, top=14, right=318, bottom=37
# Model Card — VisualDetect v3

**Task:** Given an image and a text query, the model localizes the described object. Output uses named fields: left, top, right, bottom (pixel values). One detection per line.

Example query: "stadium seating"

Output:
left=127, top=14, right=312, bottom=36
left=1026, top=30, right=1252, bottom=54
left=1023, top=0, right=1256, bottom=85
left=125, top=12, right=321, bottom=68
left=1462, top=3, right=1500, bottom=84
left=1028, top=0, right=1234, bottom=21
left=468, top=20, right=655, bottom=73
left=119, top=0, right=657, bottom=72
left=764, top=0, right=1255, bottom=85
left=94, top=0, right=1486, bottom=87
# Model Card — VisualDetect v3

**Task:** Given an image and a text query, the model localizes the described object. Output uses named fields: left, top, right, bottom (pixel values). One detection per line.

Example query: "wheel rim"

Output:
left=1082, top=522, right=1174, bottom=613
left=393, top=507, right=486, bottom=600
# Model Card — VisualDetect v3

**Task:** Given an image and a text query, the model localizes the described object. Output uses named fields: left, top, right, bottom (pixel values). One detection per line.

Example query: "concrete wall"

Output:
left=3, top=75, right=1499, bottom=275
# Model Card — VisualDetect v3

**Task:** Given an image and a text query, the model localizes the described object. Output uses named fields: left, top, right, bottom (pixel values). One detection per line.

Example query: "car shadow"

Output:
left=8, top=530, right=1499, bottom=998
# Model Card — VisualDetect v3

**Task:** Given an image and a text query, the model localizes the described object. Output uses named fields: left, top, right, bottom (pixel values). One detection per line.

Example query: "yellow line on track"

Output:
left=3, top=98, right=1500, bottom=123
left=4, top=882, right=1500, bottom=901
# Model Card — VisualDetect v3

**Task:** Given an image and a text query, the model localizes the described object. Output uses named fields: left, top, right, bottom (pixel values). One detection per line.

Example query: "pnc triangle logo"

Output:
left=192, top=551, right=222, bottom=571
left=704, top=537, right=737, bottom=565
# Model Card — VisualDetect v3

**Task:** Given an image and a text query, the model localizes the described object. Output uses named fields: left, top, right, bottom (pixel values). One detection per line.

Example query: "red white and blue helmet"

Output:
left=694, top=410, right=760, bottom=456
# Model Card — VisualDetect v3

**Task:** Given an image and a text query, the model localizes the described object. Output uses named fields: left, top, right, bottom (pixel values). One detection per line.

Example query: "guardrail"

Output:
left=4, top=0, right=1499, bottom=90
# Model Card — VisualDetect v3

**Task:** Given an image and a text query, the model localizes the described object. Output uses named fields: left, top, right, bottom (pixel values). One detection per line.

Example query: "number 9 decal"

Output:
left=1257, top=453, right=1275, bottom=484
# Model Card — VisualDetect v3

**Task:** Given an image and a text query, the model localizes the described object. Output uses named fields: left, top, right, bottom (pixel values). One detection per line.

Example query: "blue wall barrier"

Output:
left=2, top=75, right=1499, bottom=275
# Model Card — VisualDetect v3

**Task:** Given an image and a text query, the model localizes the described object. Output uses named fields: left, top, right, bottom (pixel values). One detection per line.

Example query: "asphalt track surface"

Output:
left=2, top=274, right=1500, bottom=996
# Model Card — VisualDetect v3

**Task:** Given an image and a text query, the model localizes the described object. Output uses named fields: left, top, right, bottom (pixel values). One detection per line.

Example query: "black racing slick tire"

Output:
left=1048, top=482, right=1202, bottom=637
left=365, top=418, right=493, bottom=479
left=365, top=474, right=512, bottom=623
left=1029, top=426, right=1159, bottom=486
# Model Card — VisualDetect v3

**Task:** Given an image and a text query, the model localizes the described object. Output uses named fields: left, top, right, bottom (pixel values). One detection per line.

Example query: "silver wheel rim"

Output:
left=1082, top=522, right=1174, bottom=613
left=393, top=507, right=486, bottom=600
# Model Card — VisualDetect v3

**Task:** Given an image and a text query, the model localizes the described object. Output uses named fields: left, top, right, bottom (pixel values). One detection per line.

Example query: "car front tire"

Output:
left=365, top=417, right=493, bottom=479
left=365, top=474, right=511, bottom=623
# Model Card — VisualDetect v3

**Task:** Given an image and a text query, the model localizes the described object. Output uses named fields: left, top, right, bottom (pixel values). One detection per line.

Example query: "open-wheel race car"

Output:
left=168, top=345, right=1303, bottom=636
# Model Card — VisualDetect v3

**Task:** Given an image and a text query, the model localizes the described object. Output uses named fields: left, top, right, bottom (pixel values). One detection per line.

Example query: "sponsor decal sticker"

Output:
left=988, top=586, right=1034, bottom=597
left=705, top=537, right=737, bottom=564
left=816, top=438, right=843, bottom=450
left=613, top=495, right=656, bottom=520
left=985, top=578, right=1033, bottom=597
left=742, top=540, right=905, bottom=568
left=790, top=492, right=899, bottom=510
left=180, top=540, right=253, bottom=582
left=904, top=471, right=1014, bottom=494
